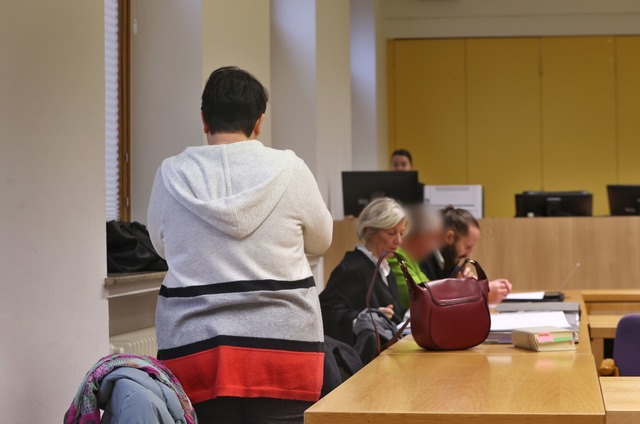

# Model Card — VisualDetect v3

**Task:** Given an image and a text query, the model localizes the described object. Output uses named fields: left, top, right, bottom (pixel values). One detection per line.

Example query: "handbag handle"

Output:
left=449, top=258, right=488, bottom=280
left=365, top=250, right=413, bottom=356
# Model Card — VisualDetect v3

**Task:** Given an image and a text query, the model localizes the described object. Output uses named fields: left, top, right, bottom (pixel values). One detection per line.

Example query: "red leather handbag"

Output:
left=367, top=252, right=491, bottom=351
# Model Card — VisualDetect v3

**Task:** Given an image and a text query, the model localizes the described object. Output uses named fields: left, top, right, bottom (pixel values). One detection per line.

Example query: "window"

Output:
left=105, top=0, right=131, bottom=221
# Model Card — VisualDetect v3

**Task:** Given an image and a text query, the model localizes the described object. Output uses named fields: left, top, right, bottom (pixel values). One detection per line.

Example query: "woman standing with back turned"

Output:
left=147, top=67, right=333, bottom=423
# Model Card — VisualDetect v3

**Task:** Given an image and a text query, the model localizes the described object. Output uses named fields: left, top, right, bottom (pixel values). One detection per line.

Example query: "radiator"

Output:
left=110, top=327, right=158, bottom=357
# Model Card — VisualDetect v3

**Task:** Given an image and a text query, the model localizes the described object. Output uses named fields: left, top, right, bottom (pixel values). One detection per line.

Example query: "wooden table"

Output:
left=589, top=315, right=623, bottom=364
left=307, top=291, right=605, bottom=424
left=307, top=345, right=604, bottom=423
left=582, top=290, right=640, bottom=316
left=590, top=315, right=622, bottom=339
left=582, top=291, right=640, bottom=365
left=600, top=377, right=640, bottom=424
left=582, top=290, right=640, bottom=304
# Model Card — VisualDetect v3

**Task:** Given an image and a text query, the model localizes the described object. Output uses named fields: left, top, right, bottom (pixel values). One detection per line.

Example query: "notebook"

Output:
left=512, top=326, right=576, bottom=351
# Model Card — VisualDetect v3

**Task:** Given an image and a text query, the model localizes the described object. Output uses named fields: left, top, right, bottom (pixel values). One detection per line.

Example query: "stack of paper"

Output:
left=504, top=291, right=545, bottom=301
left=490, top=311, right=572, bottom=332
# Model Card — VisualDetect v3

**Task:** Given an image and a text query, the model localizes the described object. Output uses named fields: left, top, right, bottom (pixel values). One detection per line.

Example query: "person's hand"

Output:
left=488, top=279, right=512, bottom=304
left=460, top=265, right=474, bottom=278
left=378, top=304, right=395, bottom=320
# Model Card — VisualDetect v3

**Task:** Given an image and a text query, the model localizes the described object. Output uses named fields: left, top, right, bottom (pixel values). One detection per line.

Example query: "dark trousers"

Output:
left=194, top=397, right=313, bottom=424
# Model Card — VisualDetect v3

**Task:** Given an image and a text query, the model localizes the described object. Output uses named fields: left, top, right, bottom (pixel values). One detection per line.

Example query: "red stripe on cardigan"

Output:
left=161, top=345, right=324, bottom=404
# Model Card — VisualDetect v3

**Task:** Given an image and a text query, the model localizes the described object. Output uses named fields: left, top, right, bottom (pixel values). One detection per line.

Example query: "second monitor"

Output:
left=607, top=185, right=640, bottom=216
left=515, top=191, right=593, bottom=217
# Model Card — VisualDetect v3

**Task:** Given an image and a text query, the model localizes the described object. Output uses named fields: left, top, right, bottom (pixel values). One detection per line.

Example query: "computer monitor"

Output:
left=515, top=191, right=593, bottom=217
left=342, top=171, right=423, bottom=217
left=607, top=185, right=640, bottom=216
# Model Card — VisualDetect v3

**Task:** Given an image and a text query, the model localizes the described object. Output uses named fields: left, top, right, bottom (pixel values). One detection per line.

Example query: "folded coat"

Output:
left=98, top=368, right=186, bottom=424
left=64, top=354, right=197, bottom=424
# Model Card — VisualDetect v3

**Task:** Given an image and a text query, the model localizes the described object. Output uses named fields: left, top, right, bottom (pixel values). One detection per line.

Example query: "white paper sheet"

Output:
left=505, top=291, right=545, bottom=301
left=490, top=311, right=571, bottom=332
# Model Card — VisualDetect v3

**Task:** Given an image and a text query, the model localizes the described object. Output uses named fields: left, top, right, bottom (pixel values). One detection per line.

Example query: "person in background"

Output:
left=387, top=205, right=443, bottom=309
left=421, top=206, right=512, bottom=304
left=147, top=66, right=333, bottom=424
left=390, top=149, right=413, bottom=171
left=320, top=198, right=408, bottom=349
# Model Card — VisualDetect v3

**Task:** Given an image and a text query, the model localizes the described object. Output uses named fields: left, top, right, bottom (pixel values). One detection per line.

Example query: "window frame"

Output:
left=117, top=0, right=131, bottom=221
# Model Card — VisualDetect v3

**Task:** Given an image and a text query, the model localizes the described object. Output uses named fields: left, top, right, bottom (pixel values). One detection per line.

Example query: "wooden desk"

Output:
left=324, top=218, right=640, bottom=291
left=600, top=377, right=640, bottom=424
left=589, top=315, right=623, bottom=365
left=582, top=290, right=640, bottom=315
left=307, top=292, right=604, bottom=423
left=583, top=290, right=640, bottom=303
left=590, top=315, right=623, bottom=339
left=323, top=219, right=358, bottom=282
left=582, top=291, right=640, bottom=364
left=474, top=217, right=640, bottom=291
left=306, top=350, right=604, bottom=423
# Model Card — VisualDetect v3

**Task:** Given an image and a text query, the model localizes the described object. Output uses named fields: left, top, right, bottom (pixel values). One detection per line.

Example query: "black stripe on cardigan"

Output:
left=157, top=334, right=324, bottom=360
left=159, top=276, right=315, bottom=298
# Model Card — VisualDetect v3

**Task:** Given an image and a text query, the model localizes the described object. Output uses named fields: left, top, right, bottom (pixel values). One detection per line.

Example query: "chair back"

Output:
left=613, top=313, right=640, bottom=376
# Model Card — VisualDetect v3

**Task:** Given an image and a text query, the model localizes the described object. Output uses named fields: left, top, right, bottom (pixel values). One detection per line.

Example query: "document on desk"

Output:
left=505, top=291, right=545, bottom=301
left=490, top=311, right=572, bottom=332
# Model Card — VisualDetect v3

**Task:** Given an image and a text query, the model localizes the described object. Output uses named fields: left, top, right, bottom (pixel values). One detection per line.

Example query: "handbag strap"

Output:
left=449, top=257, right=488, bottom=280
left=365, top=250, right=413, bottom=356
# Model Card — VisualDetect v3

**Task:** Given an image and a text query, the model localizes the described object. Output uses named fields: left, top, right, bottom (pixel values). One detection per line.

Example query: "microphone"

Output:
left=557, top=262, right=581, bottom=291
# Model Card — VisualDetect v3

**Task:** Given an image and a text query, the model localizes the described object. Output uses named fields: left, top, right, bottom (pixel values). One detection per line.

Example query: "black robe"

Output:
left=320, top=249, right=406, bottom=346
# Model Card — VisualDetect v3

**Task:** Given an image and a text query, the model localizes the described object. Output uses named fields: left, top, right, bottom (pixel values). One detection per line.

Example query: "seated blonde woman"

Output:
left=320, top=198, right=408, bottom=350
left=387, top=205, right=443, bottom=308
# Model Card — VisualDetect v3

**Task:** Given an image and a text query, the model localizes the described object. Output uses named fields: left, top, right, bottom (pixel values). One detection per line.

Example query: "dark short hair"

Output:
left=442, top=205, right=479, bottom=238
left=391, top=149, right=413, bottom=165
left=201, top=66, right=269, bottom=137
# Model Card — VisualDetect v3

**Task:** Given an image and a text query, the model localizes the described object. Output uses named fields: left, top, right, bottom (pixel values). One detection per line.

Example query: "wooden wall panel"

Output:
left=325, top=218, right=640, bottom=290
left=390, top=39, right=468, bottom=185
left=474, top=217, right=640, bottom=291
left=616, top=36, right=640, bottom=184
left=466, top=38, right=542, bottom=218
left=388, top=36, right=636, bottom=217
left=540, top=37, right=617, bottom=216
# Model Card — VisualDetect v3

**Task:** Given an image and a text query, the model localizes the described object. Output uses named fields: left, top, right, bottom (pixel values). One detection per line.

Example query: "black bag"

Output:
left=106, top=221, right=168, bottom=273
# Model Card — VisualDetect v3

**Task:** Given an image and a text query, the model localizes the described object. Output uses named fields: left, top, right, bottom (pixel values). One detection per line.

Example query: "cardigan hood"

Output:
left=160, top=140, right=294, bottom=239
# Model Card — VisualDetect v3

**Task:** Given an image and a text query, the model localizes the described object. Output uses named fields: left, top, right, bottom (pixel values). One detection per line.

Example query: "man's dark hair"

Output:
left=440, top=206, right=480, bottom=274
left=201, top=66, right=269, bottom=137
left=441, top=205, right=479, bottom=239
left=391, top=149, right=413, bottom=165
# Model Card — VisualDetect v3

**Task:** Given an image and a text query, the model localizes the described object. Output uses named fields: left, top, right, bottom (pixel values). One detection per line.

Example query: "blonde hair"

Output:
left=357, top=197, right=408, bottom=242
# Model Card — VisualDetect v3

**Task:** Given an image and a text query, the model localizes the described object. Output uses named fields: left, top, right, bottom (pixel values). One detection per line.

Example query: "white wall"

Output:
left=271, top=0, right=352, bottom=217
left=270, top=0, right=317, bottom=165
left=350, top=0, right=377, bottom=171
left=130, top=0, right=203, bottom=223
left=131, top=0, right=275, bottom=223
left=350, top=0, right=390, bottom=171
left=316, top=0, right=353, bottom=217
left=202, top=0, right=272, bottom=146
left=0, top=1, right=109, bottom=422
